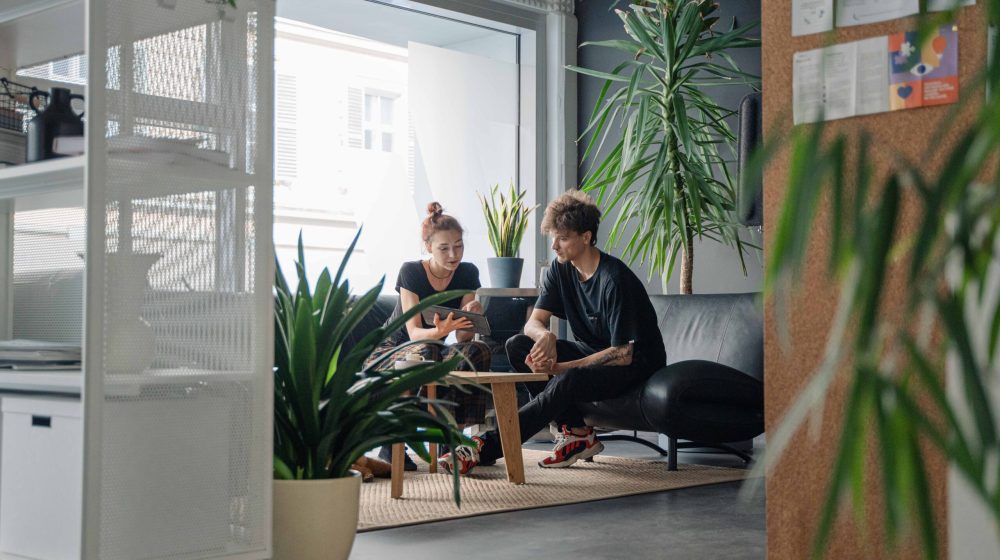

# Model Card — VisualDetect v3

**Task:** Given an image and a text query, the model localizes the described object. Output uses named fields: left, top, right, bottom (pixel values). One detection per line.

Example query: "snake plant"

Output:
left=478, top=181, right=538, bottom=258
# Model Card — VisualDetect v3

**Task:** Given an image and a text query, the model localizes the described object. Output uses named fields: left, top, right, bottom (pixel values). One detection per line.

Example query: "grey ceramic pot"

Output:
left=487, top=257, right=523, bottom=288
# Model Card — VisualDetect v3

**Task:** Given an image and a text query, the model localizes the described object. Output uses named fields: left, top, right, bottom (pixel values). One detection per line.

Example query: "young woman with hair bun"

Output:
left=368, top=202, right=492, bottom=470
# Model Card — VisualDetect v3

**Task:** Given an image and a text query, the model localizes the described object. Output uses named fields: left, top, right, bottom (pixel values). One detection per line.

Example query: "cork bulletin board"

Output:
left=762, top=1, right=987, bottom=558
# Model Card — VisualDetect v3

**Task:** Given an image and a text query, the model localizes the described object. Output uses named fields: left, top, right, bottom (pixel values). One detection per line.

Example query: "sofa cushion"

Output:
left=650, top=293, right=762, bottom=382
left=342, top=294, right=398, bottom=354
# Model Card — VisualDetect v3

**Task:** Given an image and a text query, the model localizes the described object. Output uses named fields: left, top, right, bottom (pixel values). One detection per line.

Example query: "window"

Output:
left=363, top=93, right=395, bottom=152
left=273, top=2, right=533, bottom=293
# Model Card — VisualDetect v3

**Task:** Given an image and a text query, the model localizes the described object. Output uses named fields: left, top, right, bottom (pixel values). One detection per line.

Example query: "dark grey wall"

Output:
left=574, top=0, right=762, bottom=295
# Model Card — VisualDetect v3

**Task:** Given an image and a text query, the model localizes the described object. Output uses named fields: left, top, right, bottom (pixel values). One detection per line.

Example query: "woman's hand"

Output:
left=462, top=300, right=483, bottom=314
left=432, top=312, right=473, bottom=336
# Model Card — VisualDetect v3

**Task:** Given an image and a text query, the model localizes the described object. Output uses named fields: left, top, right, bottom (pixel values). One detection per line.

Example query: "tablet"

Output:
left=420, top=305, right=491, bottom=336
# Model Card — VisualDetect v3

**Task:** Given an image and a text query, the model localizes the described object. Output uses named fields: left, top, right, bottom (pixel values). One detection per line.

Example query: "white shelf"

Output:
left=0, top=368, right=255, bottom=397
left=0, top=156, right=84, bottom=200
left=0, top=369, right=81, bottom=395
left=0, top=154, right=253, bottom=203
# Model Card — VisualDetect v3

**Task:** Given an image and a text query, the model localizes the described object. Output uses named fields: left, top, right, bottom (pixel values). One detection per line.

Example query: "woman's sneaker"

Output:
left=538, top=426, right=604, bottom=468
left=379, top=444, right=417, bottom=471
left=438, top=437, right=484, bottom=475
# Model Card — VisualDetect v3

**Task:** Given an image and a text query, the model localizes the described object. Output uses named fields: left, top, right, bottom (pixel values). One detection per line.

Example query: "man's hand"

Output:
left=529, top=331, right=557, bottom=366
left=525, top=354, right=557, bottom=374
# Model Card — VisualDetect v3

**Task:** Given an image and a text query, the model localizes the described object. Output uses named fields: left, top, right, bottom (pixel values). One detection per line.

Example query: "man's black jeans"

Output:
left=478, top=334, right=653, bottom=464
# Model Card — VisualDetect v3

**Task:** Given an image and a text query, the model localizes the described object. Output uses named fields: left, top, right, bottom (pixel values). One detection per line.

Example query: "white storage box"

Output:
left=0, top=397, right=82, bottom=560
left=0, top=128, right=26, bottom=166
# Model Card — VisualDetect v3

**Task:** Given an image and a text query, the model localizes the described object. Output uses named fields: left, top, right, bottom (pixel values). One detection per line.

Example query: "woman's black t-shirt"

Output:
left=385, top=261, right=481, bottom=345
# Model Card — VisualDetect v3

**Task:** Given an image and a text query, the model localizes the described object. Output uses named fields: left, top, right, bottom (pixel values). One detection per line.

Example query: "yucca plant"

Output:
left=570, top=0, right=760, bottom=294
left=478, top=181, right=539, bottom=258
left=273, top=229, right=475, bottom=504
left=755, top=2, right=1000, bottom=558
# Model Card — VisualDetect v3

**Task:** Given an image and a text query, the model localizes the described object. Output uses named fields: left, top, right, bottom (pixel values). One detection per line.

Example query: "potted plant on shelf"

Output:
left=478, top=181, right=538, bottom=288
left=272, top=230, right=472, bottom=560
left=570, top=0, right=760, bottom=294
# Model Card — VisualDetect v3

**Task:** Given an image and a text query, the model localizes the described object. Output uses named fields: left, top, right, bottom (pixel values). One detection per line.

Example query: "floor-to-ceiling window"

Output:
left=274, top=0, right=533, bottom=292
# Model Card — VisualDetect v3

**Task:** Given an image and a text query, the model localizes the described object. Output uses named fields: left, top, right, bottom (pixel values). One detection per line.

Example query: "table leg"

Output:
left=427, top=384, right=437, bottom=474
left=491, top=383, right=525, bottom=484
left=390, top=442, right=405, bottom=499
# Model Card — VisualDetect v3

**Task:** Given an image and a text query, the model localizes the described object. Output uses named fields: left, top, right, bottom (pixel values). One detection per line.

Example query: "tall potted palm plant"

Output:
left=571, top=0, right=760, bottom=293
left=478, top=181, right=538, bottom=288
left=272, top=230, right=472, bottom=560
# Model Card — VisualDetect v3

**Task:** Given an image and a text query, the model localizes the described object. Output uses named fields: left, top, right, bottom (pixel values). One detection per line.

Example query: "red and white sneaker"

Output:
left=538, top=426, right=604, bottom=468
left=438, top=436, right=484, bottom=475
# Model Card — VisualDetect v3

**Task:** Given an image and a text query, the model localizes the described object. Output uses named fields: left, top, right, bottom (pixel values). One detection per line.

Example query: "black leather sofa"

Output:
left=348, top=292, right=764, bottom=471
left=578, top=292, right=764, bottom=470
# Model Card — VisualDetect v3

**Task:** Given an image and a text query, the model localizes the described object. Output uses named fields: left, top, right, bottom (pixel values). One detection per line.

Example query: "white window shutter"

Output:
left=275, top=73, right=298, bottom=182
left=347, top=87, right=363, bottom=148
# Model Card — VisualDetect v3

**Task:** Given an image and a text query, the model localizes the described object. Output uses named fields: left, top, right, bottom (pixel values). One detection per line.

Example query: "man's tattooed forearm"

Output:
left=593, top=343, right=634, bottom=366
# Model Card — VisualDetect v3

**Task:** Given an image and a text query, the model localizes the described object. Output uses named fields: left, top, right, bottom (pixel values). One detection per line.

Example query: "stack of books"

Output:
left=0, top=339, right=82, bottom=370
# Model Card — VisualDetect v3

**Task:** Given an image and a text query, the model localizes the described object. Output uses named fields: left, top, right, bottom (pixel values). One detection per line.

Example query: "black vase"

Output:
left=26, top=87, right=84, bottom=163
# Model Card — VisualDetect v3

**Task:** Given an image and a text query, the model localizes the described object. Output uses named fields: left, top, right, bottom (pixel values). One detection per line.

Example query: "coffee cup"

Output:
left=394, top=353, right=427, bottom=370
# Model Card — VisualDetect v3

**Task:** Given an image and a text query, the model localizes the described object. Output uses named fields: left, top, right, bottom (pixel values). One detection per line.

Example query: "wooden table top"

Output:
left=437, top=371, right=551, bottom=384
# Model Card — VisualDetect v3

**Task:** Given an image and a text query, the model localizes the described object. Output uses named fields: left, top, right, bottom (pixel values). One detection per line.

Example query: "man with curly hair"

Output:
left=440, top=190, right=666, bottom=474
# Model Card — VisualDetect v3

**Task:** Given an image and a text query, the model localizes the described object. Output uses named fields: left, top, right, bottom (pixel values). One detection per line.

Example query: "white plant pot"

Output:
left=272, top=471, right=362, bottom=560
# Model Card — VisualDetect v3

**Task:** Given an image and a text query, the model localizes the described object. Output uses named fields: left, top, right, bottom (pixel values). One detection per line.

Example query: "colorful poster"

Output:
left=792, top=25, right=959, bottom=124
left=888, top=25, right=959, bottom=110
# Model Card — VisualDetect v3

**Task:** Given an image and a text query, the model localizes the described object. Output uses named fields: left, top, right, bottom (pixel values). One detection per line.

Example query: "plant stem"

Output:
left=680, top=220, right=694, bottom=295
left=662, top=73, right=694, bottom=295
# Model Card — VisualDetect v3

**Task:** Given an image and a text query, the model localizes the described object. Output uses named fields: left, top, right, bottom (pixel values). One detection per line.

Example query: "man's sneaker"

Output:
left=538, top=426, right=604, bottom=468
left=438, top=437, right=484, bottom=475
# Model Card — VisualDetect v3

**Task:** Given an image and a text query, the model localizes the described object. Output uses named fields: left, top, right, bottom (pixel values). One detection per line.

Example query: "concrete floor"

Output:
left=351, top=432, right=766, bottom=560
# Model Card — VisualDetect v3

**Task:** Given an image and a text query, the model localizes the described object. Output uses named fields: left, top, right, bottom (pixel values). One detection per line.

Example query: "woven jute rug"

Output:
left=358, top=449, right=748, bottom=531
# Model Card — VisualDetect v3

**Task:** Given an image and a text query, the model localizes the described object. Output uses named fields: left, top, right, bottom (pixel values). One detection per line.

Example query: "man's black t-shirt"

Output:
left=386, top=261, right=481, bottom=345
left=535, top=252, right=665, bottom=370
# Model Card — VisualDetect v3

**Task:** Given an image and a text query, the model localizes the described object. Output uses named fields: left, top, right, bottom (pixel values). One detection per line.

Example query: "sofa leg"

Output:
left=667, top=436, right=678, bottom=471
left=676, top=441, right=754, bottom=465
left=596, top=434, right=669, bottom=456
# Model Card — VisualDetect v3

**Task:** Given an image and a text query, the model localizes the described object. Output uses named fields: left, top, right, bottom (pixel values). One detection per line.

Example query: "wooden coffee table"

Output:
left=391, top=370, right=551, bottom=499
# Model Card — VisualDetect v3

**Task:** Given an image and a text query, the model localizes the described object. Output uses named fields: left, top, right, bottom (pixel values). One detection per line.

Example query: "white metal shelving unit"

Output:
left=0, top=1, right=274, bottom=558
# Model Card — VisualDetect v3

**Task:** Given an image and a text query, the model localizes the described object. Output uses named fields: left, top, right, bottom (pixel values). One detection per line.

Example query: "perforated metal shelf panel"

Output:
left=88, top=1, right=273, bottom=557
